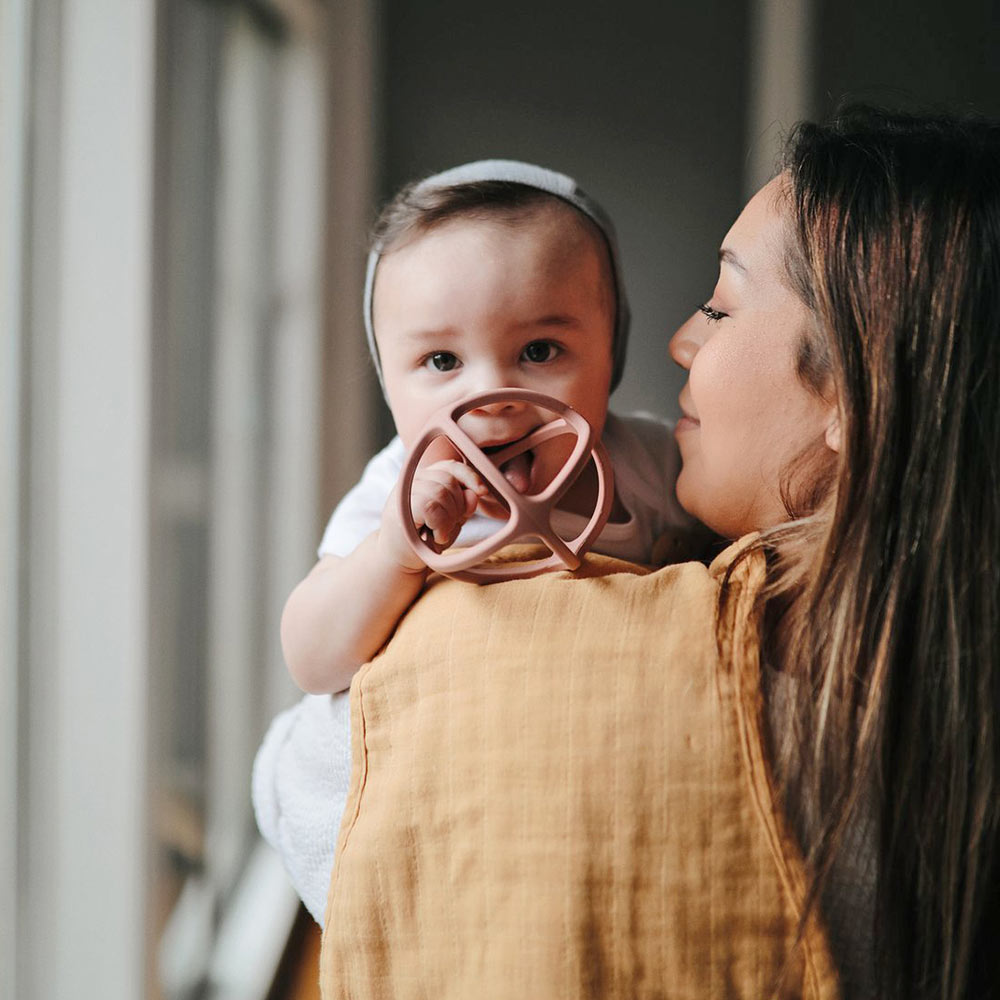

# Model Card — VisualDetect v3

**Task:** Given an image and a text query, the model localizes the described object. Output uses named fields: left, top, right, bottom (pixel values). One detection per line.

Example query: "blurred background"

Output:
left=2, top=0, right=997, bottom=997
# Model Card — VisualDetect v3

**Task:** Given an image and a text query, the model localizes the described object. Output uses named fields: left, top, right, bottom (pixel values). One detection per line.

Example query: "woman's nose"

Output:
left=668, top=312, right=707, bottom=370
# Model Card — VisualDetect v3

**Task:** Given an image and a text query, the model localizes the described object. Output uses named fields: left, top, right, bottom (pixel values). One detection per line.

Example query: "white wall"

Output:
left=14, top=0, right=158, bottom=997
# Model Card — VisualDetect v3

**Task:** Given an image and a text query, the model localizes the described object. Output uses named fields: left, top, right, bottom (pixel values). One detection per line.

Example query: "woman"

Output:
left=670, top=105, right=999, bottom=998
left=269, top=106, right=999, bottom=1000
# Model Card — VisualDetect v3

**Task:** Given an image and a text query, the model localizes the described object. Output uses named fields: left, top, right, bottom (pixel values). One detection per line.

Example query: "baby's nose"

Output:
left=467, top=395, right=527, bottom=417
left=468, top=361, right=520, bottom=394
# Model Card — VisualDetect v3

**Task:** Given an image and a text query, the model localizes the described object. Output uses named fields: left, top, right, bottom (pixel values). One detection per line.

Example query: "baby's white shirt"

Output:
left=253, top=411, right=690, bottom=924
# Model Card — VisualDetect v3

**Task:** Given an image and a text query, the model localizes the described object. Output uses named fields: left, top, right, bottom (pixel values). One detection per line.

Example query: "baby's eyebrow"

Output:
left=517, top=314, right=581, bottom=329
left=401, top=327, right=460, bottom=344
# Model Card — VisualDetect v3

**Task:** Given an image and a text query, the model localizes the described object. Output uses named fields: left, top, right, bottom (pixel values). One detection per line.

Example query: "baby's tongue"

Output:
left=499, top=451, right=532, bottom=493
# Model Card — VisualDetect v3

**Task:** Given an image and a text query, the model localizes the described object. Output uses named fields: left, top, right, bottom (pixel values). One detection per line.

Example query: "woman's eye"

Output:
left=521, top=340, right=559, bottom=363
left=425, top=351, right=459, bottom=372
left=698, top=303, right=729, bottom=323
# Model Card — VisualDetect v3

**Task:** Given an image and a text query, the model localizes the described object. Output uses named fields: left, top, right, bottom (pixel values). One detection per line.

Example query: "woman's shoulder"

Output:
left=707, top=532, right=765, bottom=581
left=326, top=530, right=839, bottom=999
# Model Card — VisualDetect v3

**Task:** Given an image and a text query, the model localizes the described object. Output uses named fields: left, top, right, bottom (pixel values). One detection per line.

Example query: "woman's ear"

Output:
left=824, top=411, right=842, bottom=453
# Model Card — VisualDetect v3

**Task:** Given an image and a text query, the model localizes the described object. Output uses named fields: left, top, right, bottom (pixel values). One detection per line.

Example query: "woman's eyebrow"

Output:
left=718, top=247, right=747, bottom=274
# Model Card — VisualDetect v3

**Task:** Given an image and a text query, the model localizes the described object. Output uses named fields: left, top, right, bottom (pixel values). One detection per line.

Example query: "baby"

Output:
left=254, top=160, right=696, bottom=922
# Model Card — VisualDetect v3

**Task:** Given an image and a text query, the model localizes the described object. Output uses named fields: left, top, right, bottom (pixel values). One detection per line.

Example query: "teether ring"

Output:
left=398, top=388, right=614, bottom=582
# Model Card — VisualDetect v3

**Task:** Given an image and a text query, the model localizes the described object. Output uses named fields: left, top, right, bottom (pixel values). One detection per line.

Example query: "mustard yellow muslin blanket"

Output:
left=320, top=542, right=839, bottom=999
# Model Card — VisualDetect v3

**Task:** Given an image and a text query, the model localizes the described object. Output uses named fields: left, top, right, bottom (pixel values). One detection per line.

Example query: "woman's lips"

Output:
left=675, top=415, right=700, bottom=433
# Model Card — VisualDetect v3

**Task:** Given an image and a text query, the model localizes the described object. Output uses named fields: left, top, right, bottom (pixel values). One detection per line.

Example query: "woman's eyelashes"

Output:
left=698, top=302, right=729, bottom=323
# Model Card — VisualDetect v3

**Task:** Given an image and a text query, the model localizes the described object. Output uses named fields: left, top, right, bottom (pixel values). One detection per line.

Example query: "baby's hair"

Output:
left=370, top=179, right=599, bottom=255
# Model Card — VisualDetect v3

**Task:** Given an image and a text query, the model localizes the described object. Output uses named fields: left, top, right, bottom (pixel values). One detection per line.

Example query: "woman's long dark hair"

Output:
left=769, top=106, right=1000, bottom=999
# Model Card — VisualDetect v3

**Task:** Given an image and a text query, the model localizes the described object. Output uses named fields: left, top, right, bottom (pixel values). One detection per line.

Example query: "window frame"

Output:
left=4, top=0, right=379, bottom=996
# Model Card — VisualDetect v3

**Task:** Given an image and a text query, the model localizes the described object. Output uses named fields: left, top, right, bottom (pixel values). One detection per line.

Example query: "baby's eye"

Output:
left=424, top=351, right=459, bottom=372
left=698, top=303, right=729, bottom=323
left=521, top=340, right=560, bottom=364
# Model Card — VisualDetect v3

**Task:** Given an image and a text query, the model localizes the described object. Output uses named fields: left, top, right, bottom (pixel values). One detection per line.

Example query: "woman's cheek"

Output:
left=688, top=335, right=733, bottom=397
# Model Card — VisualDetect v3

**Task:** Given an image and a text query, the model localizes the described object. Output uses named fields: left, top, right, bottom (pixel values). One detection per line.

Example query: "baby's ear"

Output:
left=824, top=411, right=842, bottom=454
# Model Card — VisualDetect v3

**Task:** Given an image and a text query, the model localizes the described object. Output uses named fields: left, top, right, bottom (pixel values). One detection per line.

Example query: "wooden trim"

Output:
left=319, top=0, right=380, bottom=524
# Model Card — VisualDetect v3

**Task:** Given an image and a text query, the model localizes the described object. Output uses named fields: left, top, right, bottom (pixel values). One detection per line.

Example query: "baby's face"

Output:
left=373, top=206, right=615, bottom=501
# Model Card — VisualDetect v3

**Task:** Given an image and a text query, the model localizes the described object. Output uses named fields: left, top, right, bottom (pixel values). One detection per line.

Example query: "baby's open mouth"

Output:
left=481, top=436, right=536, bottom=494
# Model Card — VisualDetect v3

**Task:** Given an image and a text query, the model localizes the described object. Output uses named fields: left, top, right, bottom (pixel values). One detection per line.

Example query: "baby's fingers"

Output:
left=423, top=460, right=488, bottom=497
left=409, top=479, right=464, bottom=545
left=421, top=495, right=464, bottom=544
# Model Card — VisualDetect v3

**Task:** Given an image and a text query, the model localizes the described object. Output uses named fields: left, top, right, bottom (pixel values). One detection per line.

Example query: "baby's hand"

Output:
left=410, top=460, right=488, bottom=546
left=380, top=460, right=488, bottom=570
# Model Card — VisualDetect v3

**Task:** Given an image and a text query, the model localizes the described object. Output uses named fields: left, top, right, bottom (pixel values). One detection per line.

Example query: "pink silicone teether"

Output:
left=398, top=388, right=615, bottom=582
